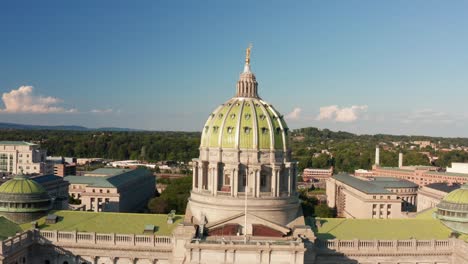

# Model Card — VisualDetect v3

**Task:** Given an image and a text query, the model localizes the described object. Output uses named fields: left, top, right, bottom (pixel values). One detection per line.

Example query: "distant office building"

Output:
left=447, top=162, right=468, bottom=174
left=371, top=148, right=468, bottom=186
left=54, top=163, right=77, bottom=177
left=417, top=182, right=461, bottom=212
left=0, top=141, right=53, bottom=175
left=302, top=167, right=333, bottom=184
left=327, top=174, right=418, bottom=218
left=65, top=167, right=155, bottom=212
left=47, top=156, right=77, bottom=177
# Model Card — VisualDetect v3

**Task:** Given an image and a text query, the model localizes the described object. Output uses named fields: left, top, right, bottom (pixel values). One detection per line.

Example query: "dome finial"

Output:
left=243, top=43, right=253, bottom=73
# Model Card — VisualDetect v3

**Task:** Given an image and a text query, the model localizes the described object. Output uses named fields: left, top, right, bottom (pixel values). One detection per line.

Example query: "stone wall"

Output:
left=1, top=229, right=468, bottom=264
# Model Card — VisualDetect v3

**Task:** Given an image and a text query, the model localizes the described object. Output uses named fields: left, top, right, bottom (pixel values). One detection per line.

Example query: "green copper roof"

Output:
left=26, top=210, right=182, bottom=235
left=65, top=167, right=152, bottom=188
left=442, top=184, right=468, bottom=204
left=200, top=97, right=289, bottom=150
left=0, top=176, right=47, bottom=195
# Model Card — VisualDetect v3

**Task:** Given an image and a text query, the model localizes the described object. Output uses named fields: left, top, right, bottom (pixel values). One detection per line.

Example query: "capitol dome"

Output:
left=435, top=184, right=468, bottom=234
left=0, top=173, right=51, bottom=224
left=187, top=47, right=303, bottom=237
left=200, top=73, right=289, bottom=151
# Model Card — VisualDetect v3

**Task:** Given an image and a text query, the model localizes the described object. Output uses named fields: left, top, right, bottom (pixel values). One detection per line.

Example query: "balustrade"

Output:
left=317, top=238, right=456, bottom=252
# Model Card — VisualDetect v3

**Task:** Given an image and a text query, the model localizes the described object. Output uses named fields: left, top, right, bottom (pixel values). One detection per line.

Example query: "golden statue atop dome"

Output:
left=245, top=43, right=253, bottom=64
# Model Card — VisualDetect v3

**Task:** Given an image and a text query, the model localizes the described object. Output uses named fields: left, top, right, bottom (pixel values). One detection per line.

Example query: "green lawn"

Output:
left=20, top=211, right=182, bottom=235
left=308, top=217, right=455, bottom=240
left=0, top=217, right=22, bottom=240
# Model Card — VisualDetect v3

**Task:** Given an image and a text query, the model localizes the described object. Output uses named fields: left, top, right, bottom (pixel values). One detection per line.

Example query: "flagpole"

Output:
left=244, top=156, right=249, bottom=243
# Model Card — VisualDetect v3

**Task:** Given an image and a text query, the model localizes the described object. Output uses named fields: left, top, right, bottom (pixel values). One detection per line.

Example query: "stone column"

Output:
left=276, top=170, right=280, bottom=196
left=255, top=170, right=260, bottom=197
left=231, top=169, right=235, bottom=196
left=272, top=168, right=277, bottom=197
left=213, top=165, right=219, bottom=196
left=234, top=169, right=239, bottom=197
left=287, top=166, right=292, bottom=195
left=197, top=165, right=203, bottom=192
left=192, top=162, right=198, bottom=190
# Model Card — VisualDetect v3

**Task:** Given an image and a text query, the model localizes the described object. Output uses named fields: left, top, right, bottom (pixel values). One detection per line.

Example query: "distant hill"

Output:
left=0, top=122, right=143, bottom=132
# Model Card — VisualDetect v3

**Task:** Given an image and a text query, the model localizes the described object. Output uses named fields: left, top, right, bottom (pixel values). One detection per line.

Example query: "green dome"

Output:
left=200, top=97, right=289, bottom=150
left=0, top=176, right=47, bottom=195
left=442, top=184, right=468, bottom=204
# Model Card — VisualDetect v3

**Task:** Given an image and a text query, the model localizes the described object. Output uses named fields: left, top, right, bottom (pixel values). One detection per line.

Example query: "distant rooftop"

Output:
left=18, top=210, right=182, bottom=235
left=0, top=141, right=37, bottom=146
left=332, top=174, right=392, bottom=194
left=371, top=177, right=418, bottom=189
left=425, top=182, right=462, bottom=193
left=31, top=174, right=63, bottom=184
left=84, top=168, right=132, bottom=176
left=426, top=171, right=468, bottom=178
left=64, top=167, right=151, bottom=188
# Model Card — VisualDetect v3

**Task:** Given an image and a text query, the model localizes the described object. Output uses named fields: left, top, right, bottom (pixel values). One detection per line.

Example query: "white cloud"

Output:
left=317, top=105, right=368, bottom=122
left=286, top=107, right=302, bottom=120
left=91, top=108, right=113, bottom=114
left=0, top=86, right=76, bottom=113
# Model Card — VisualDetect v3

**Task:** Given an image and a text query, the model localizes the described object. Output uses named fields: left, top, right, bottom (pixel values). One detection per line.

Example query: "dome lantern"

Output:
left=236, top=44, right=259, bottom=98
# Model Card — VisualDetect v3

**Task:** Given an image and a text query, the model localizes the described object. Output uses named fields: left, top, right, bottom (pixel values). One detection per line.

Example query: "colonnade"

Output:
left=192, top=160, right=296, bottom=198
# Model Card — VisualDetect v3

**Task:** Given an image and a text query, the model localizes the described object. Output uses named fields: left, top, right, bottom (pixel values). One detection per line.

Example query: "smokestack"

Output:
left=375, top=146, right=380, bottom=165
left=398, top=152, right=403, bottom=168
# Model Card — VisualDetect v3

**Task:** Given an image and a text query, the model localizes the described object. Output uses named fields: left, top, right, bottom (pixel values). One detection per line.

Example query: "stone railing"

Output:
left=0, top=231, right=34, bottom=256
left=315, top=238, right=456, bottom=253
left=37, top=230, right=172, bottom=248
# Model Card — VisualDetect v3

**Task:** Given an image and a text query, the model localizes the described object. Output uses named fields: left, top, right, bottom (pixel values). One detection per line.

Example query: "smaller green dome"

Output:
left=0, top=176, right=47, bottom=195
left=442, top=184, right=468, bottom=204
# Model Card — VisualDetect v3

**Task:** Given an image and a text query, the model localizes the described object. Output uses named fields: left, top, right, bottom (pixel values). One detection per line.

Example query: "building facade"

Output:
left=302, top=167, right=333, bottom=187
left=0, top=141, right=53, bottom=175
left=31, top=175, right=70, bottom=210
left=447, top=162, right=468, bottom=174
left=326, top=174, right=418, bottom=218
left=65, top=168, right=155, bottom=212
left=417, top=183, right=461, bottom=212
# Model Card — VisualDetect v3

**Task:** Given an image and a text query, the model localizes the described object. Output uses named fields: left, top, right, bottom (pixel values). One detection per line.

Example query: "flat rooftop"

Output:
left=64, top=167, right=152, bottom=188
left=309, top=217, right=465, bottom=240
left=0, top=217, right=22, bottom=240
left=19, top=210, right=182, bottom=236
left=0, top=141, right=37, bottom=146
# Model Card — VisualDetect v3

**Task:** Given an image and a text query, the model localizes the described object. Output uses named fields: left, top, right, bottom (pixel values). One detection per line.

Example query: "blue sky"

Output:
left=1, top=1, right=468, bottom=136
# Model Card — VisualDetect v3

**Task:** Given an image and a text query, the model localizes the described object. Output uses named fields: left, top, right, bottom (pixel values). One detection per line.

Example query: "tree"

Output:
left=314, top=203, right=336, bottom=218
left=148, top=197, right=169, bottom=213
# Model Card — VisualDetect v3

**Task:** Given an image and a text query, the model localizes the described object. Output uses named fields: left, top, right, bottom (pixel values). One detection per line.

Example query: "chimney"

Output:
left=398, top=152, right=403, bottom=168
left=375, top=146, right=380, bottom=166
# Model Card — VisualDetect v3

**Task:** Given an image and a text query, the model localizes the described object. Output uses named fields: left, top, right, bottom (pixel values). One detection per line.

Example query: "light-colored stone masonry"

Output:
left=1, top=227, right=467, bottom=264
